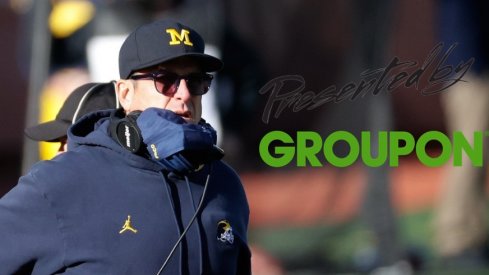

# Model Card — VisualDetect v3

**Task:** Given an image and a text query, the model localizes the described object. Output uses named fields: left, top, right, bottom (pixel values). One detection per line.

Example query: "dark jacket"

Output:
left=0, top=110, right=250, bottom=274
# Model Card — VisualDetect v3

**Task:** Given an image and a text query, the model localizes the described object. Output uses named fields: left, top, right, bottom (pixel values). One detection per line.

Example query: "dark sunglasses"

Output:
left=129, top=70, right=213, bottom=96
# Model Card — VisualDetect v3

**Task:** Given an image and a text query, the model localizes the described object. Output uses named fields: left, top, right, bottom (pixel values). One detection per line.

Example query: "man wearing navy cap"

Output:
left=24, top=82, right=119, bottom=155
left=0, top=20, right=250, bottom=274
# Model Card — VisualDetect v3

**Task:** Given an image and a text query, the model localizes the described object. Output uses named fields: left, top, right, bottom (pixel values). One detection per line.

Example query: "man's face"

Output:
left=117, top=58, right=205, bottom=124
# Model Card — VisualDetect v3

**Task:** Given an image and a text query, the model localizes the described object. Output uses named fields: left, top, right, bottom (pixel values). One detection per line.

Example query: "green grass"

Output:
left=249, top=208, right=489, bottom=274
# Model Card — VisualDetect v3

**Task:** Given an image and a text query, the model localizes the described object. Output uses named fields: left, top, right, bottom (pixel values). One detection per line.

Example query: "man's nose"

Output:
left=173, top=79, right=192, bottom=101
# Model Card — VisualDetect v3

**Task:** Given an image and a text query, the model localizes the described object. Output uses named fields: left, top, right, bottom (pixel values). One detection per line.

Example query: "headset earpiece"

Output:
left=109, top=109, right=144, bottom=153
left=110, top=108, right=224, bottom=174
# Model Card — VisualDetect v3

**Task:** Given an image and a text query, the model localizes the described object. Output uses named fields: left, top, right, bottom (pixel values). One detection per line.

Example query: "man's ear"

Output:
left=115, top=80, right=134, bottom=112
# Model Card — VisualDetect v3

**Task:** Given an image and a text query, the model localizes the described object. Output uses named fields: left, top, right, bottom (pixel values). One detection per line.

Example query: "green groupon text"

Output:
left=259, top=131, right=487, bottom=167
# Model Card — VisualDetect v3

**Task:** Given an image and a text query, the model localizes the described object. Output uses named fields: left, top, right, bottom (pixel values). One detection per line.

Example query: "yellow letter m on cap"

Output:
left=166, top=28, right=193, bottom=46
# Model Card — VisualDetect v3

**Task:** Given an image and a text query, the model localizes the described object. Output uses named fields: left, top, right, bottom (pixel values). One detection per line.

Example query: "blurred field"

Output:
left=243, top=157, right=447, bottom=227
left=242, top=157, right=489, bottom=273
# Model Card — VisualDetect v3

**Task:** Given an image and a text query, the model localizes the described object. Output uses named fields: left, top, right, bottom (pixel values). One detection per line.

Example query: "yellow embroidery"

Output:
left=218, top=220, right=231, bottom=231
left=166, top=28, right=193, bottom=46
left=150, top=144, right=159, bottom=159
left=119, top=215, right=138, bottom=234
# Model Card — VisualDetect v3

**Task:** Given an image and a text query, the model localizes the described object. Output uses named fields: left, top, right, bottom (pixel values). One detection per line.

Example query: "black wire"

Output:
left=155, top=171, right=211, bottom=275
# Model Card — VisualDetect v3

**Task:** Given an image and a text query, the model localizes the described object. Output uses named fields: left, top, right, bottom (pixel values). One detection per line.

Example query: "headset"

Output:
left=109, top=108, right=144, bottom=154
left=110, top=108, right=224, bottom=174
left=109, top=108, right=223, bottom=273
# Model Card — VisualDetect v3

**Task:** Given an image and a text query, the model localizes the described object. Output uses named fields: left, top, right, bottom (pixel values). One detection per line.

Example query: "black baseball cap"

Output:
left=118, top=19, right=223, bottom=79
left=25, top=82, right=119, bottom=142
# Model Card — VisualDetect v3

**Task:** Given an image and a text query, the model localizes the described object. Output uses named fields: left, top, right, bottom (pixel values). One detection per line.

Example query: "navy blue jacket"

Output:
left=0, top=110, right=250, bottom=274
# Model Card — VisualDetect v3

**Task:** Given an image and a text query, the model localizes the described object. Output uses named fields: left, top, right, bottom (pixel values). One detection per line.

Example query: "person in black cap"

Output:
left=0, top=19, right=250, bottom=274
left=25, top=82, right=119, bottom=154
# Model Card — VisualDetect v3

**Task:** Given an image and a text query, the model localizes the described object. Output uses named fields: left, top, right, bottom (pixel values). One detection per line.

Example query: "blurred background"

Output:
left=1, top=0, right=489, bottom=274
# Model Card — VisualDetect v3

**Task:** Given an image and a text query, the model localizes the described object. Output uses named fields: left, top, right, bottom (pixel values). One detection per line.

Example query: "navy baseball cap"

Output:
left=118, top=19, right=223, bottom=79
left=25, top=82, right=119, bottom=142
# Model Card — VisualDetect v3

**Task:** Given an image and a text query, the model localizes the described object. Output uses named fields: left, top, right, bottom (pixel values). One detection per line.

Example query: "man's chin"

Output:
left=184, top=118, right=198, bottom=124
left=175, top=115, right=192, bottom=124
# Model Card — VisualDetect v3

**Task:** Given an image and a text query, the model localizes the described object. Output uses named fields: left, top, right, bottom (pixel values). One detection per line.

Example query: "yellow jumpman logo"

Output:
left=119, top=215, right=138, bottom=234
